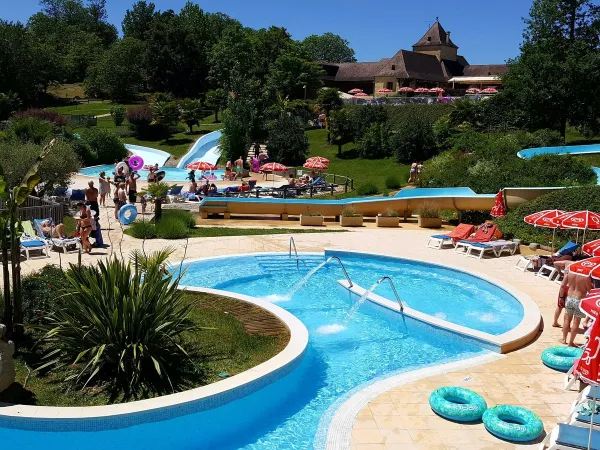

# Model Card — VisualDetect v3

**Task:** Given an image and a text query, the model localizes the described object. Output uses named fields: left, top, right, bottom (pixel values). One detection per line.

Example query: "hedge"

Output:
left=495, top=186, right=600, bottom=247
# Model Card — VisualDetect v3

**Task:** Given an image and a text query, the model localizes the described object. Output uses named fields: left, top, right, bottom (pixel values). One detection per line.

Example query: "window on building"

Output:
left=391, top=64, right=396, bottom=70
left=427, top=37, right=432, bottom=42
left=386, top=82, right=394, bottom=91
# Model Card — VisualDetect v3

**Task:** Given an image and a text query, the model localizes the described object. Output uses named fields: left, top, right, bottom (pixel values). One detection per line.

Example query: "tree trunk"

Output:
left=214, top=110, right=219, bottom=123
left=2, top=245, right=11, bottom=338
left=337, top=143, right=342, bottom=156
left=155, top=199, right=162, bottom=223
left=560, top=117, right=567, bottom=138
left=10, top=238, right=22, bottom=339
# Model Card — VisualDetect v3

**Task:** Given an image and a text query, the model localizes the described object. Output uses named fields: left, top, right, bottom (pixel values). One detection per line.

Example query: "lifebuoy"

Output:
left=482, top=405, right=543, bottom=442
left=118, top=204, right=138, bottom=225
left=129, top=156, right=144, bottom=171
left=115, top=161, right=129, bottom=176
left=429, top=387, right=487, bottom=422
left=541, top=346, right=582, bottom=372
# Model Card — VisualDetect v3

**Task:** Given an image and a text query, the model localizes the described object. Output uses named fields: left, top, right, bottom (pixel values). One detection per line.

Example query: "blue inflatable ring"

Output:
left=483, top=405, right=543, bottom=442
left=429, top=387, right=487, bottom=422
left=118, top=204, right=138, bottom=225
left=541, top=346, right=582, bottom=372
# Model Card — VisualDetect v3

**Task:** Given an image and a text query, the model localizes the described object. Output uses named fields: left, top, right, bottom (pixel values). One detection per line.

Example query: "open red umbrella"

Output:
left=261, top=162, right=288, bottom=172
left=481, top=87, right=498, bottom=94
left=568, top=257, right=600, bottom=277
left=524, top=210, right=565, bottom=250
left=414, top=88, right=430, bottom=93
left=398, top=87, right=414, bottom=93
left=554, top=211, right=600, bottom=243
left=353, top=92, right=368, bottom=97
left=429, top=87, right=445, bottom=93
left=580, top=291, right=600, bottom=319
left=377, top=88, right=392, bottom=93
left=303, top=160, right=328, bottom=170
left=490, top=191, right=506, bottom=218
left=185, top=161, right=216, bottom=171
left=348, top=88, right=363, bottom=94
left=307, top=156, right=330, bottom=164
left=466, top=88, right=481, bottom=94
left=584, top=239, right=600, bottom=257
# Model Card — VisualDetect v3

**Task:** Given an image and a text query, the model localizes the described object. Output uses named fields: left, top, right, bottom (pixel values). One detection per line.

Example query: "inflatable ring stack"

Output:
left=541, top=346, right=582, bottom=372
left=429, top=386, right=487, bottom=422
left=118, top=204, right=138, bottom=225
left=482, top=405, right=543, bottom=442
left=115, top=161, right=130, bottom=176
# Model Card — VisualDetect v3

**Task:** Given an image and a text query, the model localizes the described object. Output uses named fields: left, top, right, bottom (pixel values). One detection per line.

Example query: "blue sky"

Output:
left=1, top=0, right=533, bottom=64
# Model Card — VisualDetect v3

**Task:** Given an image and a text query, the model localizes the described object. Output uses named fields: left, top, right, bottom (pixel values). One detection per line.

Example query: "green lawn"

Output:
left=0, top=292, right=287, bottom=406
left=49, top=101, right=139, bottom=117
left=304, top=129, right=410, bottom=195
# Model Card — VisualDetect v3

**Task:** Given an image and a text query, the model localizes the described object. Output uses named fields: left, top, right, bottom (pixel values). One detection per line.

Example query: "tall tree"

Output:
left=301, top=32, right=357, bottom=62
left=122, top=1, right=157, bottom=40
left=502, top=0, right=600, bottom=137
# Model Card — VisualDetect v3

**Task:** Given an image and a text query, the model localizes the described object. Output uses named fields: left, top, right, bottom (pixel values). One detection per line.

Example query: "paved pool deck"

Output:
left=15, top=209, right=574, bottom=450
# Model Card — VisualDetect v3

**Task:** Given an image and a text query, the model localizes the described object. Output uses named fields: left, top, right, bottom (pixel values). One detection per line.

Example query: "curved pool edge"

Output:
left=0, top=287, right=308, bottom=431
left=321, top=352, right=504, bottom=450
left=326, top=249, right=541, bottom=354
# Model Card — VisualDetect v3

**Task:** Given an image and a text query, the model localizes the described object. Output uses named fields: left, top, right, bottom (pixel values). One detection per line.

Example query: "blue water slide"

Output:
left=177, top=130, right=222, bottom=169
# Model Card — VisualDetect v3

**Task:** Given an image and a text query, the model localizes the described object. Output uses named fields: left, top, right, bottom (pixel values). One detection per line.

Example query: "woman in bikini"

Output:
left=76, top=203, right=93, bottom=253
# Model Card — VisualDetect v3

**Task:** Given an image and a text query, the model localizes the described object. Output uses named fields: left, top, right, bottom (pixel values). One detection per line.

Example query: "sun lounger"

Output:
left=166, top=186, right=185, bottom=203
left=454, top=224, right=499, bottom=254
left=20, top=238, right=49, bottom=259
left=515, top=241, right=579, bottom=272
left=427, top=223, right=475, bottom=249
left=462, top=239, right=519, bottom=259
left=540, top=423, right=600, bottom=449
left=32, top=219, right=80, bottom=253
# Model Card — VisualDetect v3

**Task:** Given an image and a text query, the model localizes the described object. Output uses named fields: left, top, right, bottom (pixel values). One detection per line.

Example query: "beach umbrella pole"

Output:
left=589, top=389, right=596, bottom=450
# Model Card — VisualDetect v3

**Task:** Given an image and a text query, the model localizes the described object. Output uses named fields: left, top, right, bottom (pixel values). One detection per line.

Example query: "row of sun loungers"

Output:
left=427, top=223, right=519, bottom=259
left=514, top=241, right=580, bottom=284
left=18, top=219, right=80, bottom=260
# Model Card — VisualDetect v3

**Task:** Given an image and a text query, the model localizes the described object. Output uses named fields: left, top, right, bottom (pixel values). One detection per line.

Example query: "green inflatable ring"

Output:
left=483, top=405, right=543, bottom=442
left=429, top=386, right=487, bottom=422
left=541, top=346, right=582, bottom=372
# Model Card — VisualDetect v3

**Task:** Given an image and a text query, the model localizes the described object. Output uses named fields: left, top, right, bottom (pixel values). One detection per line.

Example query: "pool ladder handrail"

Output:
left=289, top=236, right=299, bottom=268
left=377, top=276, right=403, bottom=312
left=327, top=256, right=353, bottom=288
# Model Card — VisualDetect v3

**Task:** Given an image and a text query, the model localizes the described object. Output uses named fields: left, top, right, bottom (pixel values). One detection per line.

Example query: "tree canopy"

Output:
left=301, top=32, right=357, bottom=62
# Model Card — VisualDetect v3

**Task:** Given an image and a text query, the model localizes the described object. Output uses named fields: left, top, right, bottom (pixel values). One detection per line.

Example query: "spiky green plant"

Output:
left=39, top=255, right=199, bottom=394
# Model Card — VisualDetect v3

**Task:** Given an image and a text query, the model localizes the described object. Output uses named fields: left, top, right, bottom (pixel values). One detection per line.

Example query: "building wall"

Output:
left=374, top=77, right=397, bottom=95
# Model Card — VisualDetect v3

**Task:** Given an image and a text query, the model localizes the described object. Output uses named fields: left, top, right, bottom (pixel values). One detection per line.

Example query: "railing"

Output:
left=289, top=237, right=299, bottom=268
left=327, top=256, right=353, bottom=288
left=377, top=276, right=404, bottom=312
left=0, top=196, right=63, bottom=224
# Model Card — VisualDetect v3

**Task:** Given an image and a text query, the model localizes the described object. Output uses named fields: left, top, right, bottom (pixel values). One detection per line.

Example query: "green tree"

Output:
left=301, top=32, right=357, bottom=62
left=205, top=88, right=228, bottom=122
left=266, top=54, right=324, bottom=100
left=0, top=92, right=20, bottom=120
left=151, top=100, right=180, bottom=129
left=502, top=0, right=600, bottom=137
left=220, top=97, right=254, bottom=163
left=316, top=88, right=343, bottom=115
left=144, top=182, right=174, bottom=223
left=110, top=105, right=126, bottom=127
left=392, top=116, right=437, bottom=164
left=267, top=114, right=309, bottom=165
left=179, top=98, right=203, bottom=133
left=122, top=1, right=157, bottom=40
left=80, top=128, right=127, bottom=165
left=358, top=123, right=392, bottom=159
left=328, top=108, right=355, bottom=156
left=85, top=38, right=146, bottom=100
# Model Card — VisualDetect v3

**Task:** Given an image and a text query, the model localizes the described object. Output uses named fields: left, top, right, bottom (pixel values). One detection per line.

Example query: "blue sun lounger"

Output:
left=541, top=423, right=600, bottom=449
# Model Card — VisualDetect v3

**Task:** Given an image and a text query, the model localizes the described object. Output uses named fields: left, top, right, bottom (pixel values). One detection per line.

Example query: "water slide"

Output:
left=124, top=144, right=170, bottom=167
left=177, top=130, right=222, bottom=169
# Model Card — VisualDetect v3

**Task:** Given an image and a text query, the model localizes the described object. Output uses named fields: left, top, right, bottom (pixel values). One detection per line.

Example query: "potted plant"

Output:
left=340, top=206, right=363, bottom=227
left=376, top=208, right=400, bottom=228
left=300, top=211, right=324, bottom=226
left=416, top=201, right=442, bottom=228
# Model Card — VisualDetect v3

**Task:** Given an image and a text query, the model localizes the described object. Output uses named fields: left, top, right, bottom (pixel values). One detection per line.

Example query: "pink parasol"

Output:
left=429, top=87, right=445, bottom=93
left=261, top=162, right=288, bottom=172
left=377, top=88, right=392, bottom=93
left=481, top=87, right=498, bottom=94
left=353, top=92, right=368, bottom=97
left=398, top=87, right=414, bottom=92
left=307, top=156, right=330, bottom=164
left=414, top=88, right=430, bottom=93
left=348, top=88, right=363, bottom=94
left=490, top=191, right=506, bottom=218
left=303, top=161, right=328, bottom=170
left=466, top=88, right=481, bottom=94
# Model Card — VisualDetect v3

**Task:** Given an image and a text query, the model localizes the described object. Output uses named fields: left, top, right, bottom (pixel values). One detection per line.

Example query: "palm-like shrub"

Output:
left=39, top=253, right=197, bottom=394
left=142, top=182, right=174, bottom=222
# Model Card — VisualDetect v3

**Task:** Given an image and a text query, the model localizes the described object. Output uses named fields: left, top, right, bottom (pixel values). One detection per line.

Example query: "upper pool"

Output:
left=0, top=252, right=524, bottom=449
left=79, top=164, right=225, bottom=182
left=517, top=143, right=600, bottom=159
left=394, top=187, right=480, bottom=198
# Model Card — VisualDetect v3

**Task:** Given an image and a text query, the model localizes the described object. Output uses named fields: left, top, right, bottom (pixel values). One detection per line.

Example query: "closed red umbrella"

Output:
left=584, top=239, right=600, bottom=257
left=303, top=161, right=328, bottom=170
left=185, top=161, right=216, bottom=171
left=307, top=156, right=330, bottom=164
left=490, top=191, right=506, bottom=218
left=261, top=162, right=288, bottom=172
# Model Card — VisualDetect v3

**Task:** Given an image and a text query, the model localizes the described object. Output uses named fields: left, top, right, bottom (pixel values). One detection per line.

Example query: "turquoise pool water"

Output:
left=79, top=165, right=225, bottom=182
left=0, top=252, right=523, bottom=449
left=394, top=187, right=481, bottom=198
left=517, top=143, right=600, bottom=159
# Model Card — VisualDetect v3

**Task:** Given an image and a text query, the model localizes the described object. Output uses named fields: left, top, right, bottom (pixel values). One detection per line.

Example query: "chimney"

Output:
left=446, top=31, right=451, bottom=44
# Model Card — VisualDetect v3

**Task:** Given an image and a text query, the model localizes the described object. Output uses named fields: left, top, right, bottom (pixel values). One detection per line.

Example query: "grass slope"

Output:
left=1, top=292, right=287, bottom=407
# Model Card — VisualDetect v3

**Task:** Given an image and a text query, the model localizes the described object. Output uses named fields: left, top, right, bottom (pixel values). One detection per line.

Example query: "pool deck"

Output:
left=13, top=210, right=575, bottom=450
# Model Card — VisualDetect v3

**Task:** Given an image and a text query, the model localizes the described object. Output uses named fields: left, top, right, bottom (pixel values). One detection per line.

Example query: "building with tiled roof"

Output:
left=322, top=19, right=506, bottom=95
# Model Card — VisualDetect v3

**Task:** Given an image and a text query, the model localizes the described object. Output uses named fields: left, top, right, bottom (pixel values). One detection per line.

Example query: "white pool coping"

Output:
left=326, top=249, right=541, bottom=354
left=0, top=287, right=308, bottom=424
left=322, top=352, right=504, bottom=450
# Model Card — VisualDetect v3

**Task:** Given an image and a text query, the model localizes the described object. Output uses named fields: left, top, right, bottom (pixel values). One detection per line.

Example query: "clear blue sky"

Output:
left=1, top=0, right=533, bottom=64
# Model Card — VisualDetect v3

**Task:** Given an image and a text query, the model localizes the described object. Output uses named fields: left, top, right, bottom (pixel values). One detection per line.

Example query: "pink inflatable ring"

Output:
left=129, top=155, right=144, bottom=171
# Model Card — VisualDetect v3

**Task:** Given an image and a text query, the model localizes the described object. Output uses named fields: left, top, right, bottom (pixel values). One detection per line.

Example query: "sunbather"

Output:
left=40, top=220, right=67, bottom=239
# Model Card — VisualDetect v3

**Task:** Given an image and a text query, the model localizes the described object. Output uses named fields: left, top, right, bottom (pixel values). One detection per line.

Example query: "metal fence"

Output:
left=0, top=196, right=63, bottom=224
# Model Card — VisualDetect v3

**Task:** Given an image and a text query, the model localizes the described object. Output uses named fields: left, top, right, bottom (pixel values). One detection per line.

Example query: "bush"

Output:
left=357, top=182, right=380, bottom=196
left=21, top=265, right=69, bottom=325
left=342, top=206, right=362, bottom=217
left=416, top=201, right=441, bottom=219
left=81, top=127, right=127, bottom=165
left=385, top=175, right=402, bottom=189
left=460, top=210, right=492, bottom=225
left=381, top=208, right=399, bottom=217
left=110, top=105, right=126, bottom=127
left=391, top=115, right=437, bottom=164
left=156, top=216, right=189, bottom=239
left=352, top=105, right=388, bottom=141
left=39, top=254, right=198, bottom=394
left=128, top=221, right=157, bottom=239
left=358, top=122, right=392, bottom=159
left=126, top=105, right=153, bottom=135
left=5, top=118, right=54, bottom=144
left=0, top=92, right=20, bottom=120
left=267, top=113, right=309, bottom=165
left=495, top=186, right=600, bottom=246
left=163, top=210, right=196, bottom=229
left=12, top=109, right=67, bottom=127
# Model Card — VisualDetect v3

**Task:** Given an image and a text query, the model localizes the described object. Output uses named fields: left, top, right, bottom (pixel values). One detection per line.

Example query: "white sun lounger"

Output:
left=540, top=423, right=600, bottom=449
left=20, top=237, right=50, bottom=260
left=456, top=240, right=519, bottom=259
left=427, top=234, right=455, bottom=249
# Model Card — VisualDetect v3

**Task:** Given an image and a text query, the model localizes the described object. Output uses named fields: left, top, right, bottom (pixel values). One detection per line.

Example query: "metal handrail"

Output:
left=377, top=276, right=403, bottom=312
left=326, top=256, right=353, bottom=288
left=289, top=237, right=299, bottom=268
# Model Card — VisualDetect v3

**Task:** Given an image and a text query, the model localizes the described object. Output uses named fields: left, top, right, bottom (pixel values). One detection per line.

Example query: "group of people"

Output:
left=187, top=179, right=218, bottom=198
left=97, top=158, right=150, bottom=220
left=408, top=162, right=424, bottom=184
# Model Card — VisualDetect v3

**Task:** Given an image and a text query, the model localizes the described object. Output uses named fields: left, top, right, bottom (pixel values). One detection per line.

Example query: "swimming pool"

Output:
left=79, top=165, right=225, bottom=182
left=517, top=143, right=600, bottom=159
left=394, top=187, right=481, bottom=198
left=0, top=252, right=525, bottom=449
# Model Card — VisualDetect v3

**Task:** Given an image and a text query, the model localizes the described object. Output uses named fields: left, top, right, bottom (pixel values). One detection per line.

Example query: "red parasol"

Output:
left=261, top=162, right=288, bottom=172
left=303, top=160, right=328, bottom=170
left=583, top=239, right=600, bottom=257
left=490, top=191, right=506, bottom=218
left=353, top=92, right=368, bottom=97
left=185, top=161, right=216, bottom=171
left=377, top=88, right=392, bottom=93
left=348, top=88, right=363, bottom=94
left=414, top=88, right=430, bottom=93
left=306, top=156, right=330, bottom=164
left=466, top=88, right=481, bottom=94
left=580, top=291, right=600, bottom=319
left=481, top=87, right=498, bottom=94
left=429, top=87, right=445, bottom=93
left=398, top=87, right=414, bottom=92
left=524, top=210, right=565, bottom=228
left=568, top=257, right=600, bottom=277
left=553, top=211, right=600, bottom=230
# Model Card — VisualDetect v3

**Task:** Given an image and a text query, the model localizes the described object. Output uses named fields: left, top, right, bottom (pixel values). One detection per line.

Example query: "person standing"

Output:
left=127, top=171, right=140, bottom=204
left=85, top=181, right=99, bottom=220
left=561, top=267, right=593, bottom=347
left=235, top=156, right=244, bottom=179
left=98, top=171, right=110, bottom=207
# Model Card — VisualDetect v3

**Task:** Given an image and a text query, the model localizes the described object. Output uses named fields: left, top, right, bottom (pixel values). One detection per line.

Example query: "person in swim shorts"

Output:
left=561, top=266, right=593, bottom=347
left=234, top=156, right=244, bottom=179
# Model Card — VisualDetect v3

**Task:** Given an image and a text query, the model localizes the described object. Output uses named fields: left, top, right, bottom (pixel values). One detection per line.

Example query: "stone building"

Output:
left=322, top=19, right=507, bottom=96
